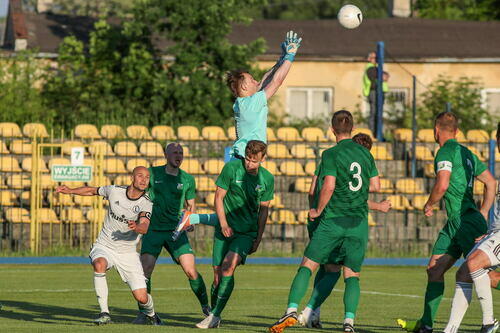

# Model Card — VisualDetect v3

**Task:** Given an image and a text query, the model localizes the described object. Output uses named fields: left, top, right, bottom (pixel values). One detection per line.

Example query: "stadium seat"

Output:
left=456, top=130, right=467, bottom=143
left=126, top=158, right=150, bottom=173
left=114, top=141, right=139, bottom=157
left=290, top=144, right=315, bottom=159
left=113, top=175, right=130, bottom=186
left=412, top=195, right=437, bottom=211
left=48, top=157, right=70, bottom=169
left=267, top=144, right=292, bottom=159
left=371, top=145, right=393, bottom=160
left=304, top=161, right=316, bottom=176
left=62, top=141, right=87, bottom=155
left=417, top=129, right=434, bottom=143
left=0, top=176, right=6, bottom=189
left=61, top=208, right=87, bottom=223
left=0, top=191, right=17, bottom=206
left=21, top=157, right=49, bottom=173
left=48, top=192, right=74, bottom=206
left=10, top=140, right=32, bottom=154
left=466, top=129, right=489, bottom=143
left=61, top=181, right=85, bottom=188
left=152, top=159, right=165, bottom=167
left=280, top=161, right=306, bottom=176
left=152, top=125, right=176, bottom=141
left=414, top=146, right=434, bottom=161
left=87, top=209, right=106, bottom=223
left=74, top=195, right=94, bottom=206
left=393, top=128, right=413, bottom=142
left=88, top=176, right=112, bottom=187
left=302, top=127, right=326, bottom=142
left=40, top=174, right=57, bottom=189
left=271, top=209, right=297, bottom=224
left=270, top=194, right=285, bottom=208
left=74, top=124, right=101, bottom=139
left=473, top=180, right=484, bottom=195
left=139, top=141, right=164, bottom=157
left=0, top=140, right=9, bottom=154
left=195, top=176, right=216, bottom=191
left=183, top=159, right=204, bottom=174
left=379, top=178, right=394, bottom=193
left=396, top=178, right=425, bottom=194
left=101, top=124, right=126, bottom=139
left=295, top=177, right=312, bottom=193
left=277, top=127, right=303, bottom=141
left=424, top=163, right=435, bottom=178
left=203, top=159, right=224, bottom=175
left=386, top=195, right=413, bottom=210
left=5, top=207, right=30, bottom=223
left=127, top=125, right=152, bottom=140
left=326, top=129, right=336, bottom=142
left=38, top=208, right=60, bottom=223
left=267, top=128, right=278, bottom=142
left=368, top=213, right=377, bottom=227
left=197, top=208, right=215, bottom=215
left=0, top=122, right=22, bottom=137
left=89, top=141, right=115, bottom=156
left=261, top=160, right=281, bottom=175
left=103, top=159, right=127, bottom=173
left=205, top=192, right=215, bottom=207
left=352, top=128, right=375, bottom=140
left=177, top=126, right=201, bottom=141
left=466, top=146, right=485, bottom=161
left=297, top=210, right=309, bottom=224
left=202, top=126, right=228, bottom=141
left=492, top=130, right=497, bottom=140
left=227, top=127, right=236, bottom=141
left=23, top=123, right=49, bottom=138
left=0, top=156, right=22, bottom=172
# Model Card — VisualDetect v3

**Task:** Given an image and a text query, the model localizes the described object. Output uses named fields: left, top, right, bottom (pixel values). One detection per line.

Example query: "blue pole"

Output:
left=411, top=75, right=417, bottom=178
left=488, top=139, right=496, bottom=224
left=376, top=41, right=384, bottom=141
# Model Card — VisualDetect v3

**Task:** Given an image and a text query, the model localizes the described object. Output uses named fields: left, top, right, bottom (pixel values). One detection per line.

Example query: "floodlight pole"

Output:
left=488, top=139, right=495, bottom=223
left=411, top=76, right=417, bottom=178
left=376, top=41, right=385, bottom=141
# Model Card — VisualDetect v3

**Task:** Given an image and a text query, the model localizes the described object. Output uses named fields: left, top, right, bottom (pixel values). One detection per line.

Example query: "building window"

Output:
left=481, top=88, right=500, bottom=117
left=287, top=87, right=333, bottom=119
left=385, top=87, right=409, bottom=113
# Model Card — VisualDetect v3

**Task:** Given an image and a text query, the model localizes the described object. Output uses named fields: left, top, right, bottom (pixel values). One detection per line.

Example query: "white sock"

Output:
left=471, top=268, right=494, bottom=325
left=443, top=282, right=473, bottom=333
left=344, top=317, right=354, bottom=326
left=286, top=307, right=297, bottom=315
left=302, top=306, right=313, bottom=316
left=139, top=294, right=155, bottom=316
left=94, top=272, right=109, bottom=313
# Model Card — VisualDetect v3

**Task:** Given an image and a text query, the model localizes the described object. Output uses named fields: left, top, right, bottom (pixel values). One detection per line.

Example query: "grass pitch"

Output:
left=1, top=264, right=497, bottom=332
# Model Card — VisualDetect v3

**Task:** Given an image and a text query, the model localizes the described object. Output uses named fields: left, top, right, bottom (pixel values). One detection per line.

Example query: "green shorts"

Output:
left=212, top=229, right=255, bottom=267
left=307, top=220, right=340, bottom=265
left=141, top=229, right=194, bottom=263
left=432, top=210, right=488, bottom=259
left=304, top=217, right=368, bottom=273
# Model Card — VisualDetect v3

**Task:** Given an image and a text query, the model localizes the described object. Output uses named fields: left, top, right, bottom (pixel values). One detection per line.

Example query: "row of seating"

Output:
left=412, top=145, right=496, bottom=162
left=395, top=128, right=497, bottom=143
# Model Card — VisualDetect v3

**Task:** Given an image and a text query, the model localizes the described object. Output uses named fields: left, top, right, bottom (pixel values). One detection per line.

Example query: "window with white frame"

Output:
left=287, top=87, right=333, bottom=119
left=481, top=88, right=500, bottom=117
left=385, top=87, right=409, bottom=113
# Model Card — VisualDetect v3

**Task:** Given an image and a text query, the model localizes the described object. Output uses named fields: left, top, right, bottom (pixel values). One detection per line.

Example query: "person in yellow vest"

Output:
left=363, top=52, right=378, bottom=133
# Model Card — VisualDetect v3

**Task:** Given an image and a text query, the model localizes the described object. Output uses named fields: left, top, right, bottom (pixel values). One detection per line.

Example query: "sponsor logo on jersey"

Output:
left=177, top=183, right=184, bottom=190
left=155, top=180, right=163, bottom=184
left=236, top=180, right=243, bottom=184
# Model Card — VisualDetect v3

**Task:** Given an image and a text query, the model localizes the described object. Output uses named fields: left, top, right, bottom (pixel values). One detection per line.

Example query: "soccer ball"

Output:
left=338, top=4, right=363, bottom=29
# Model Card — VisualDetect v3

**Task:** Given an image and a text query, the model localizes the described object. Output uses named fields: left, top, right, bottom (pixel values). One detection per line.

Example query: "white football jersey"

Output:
left=94, top=185, right=153, bottom=253
left=492, top=180, right=500, bottom=232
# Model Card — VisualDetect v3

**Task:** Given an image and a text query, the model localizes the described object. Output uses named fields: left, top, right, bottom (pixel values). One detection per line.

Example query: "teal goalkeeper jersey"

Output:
left=231, top=90, right=268, bottom=157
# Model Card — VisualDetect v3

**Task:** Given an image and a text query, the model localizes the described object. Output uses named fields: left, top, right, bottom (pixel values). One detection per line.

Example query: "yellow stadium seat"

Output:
left=6, top=207, right=30, bottom=223
left=326, top=129, right=336, bottom=142
left=261, top=160, right=281, bottom=175
left=379, top=178, right=394, bottom=193
left=396, top=178, right=425, bottom=194
left=466, top=146, right=485, bottom=161
left=0, top=122, right=22, bottom=137
left=23, top=123, right=49, bottom=138
left=61, top=181, right=85, bottom=188
left=10, top=140, right=32, bottom=154
left=127, top=125, right=152, bottom=140
left=104, top=159, right=127, bottom=173
left=21, top=157, right=49, bottom=173
left=412, top=195, right=437, bottom=211
left=202, top=126, right=228, bottom=141
left=204, top=159, right=224, bottom=175
left=152, top=158, right=166, bottom=167
left=371, top=145, right=393, bottom=160
left=19, top=191, right=29, bottom=203
left=295, top=177, right=313, bottom=193
left=227, top=127, right=236, bottom=141
left=280, top=161, right=306, bottom=176
left=205, top=192, right=215, bottom=207
left=492, top=130, right=497, bottom=140
left=304, top=161, right=317, bottom=176
left=177, top=126, right=201, bottom=140
left=271, top=209, right=297, bottom=224
left=290, top=144, right=315, bottom=159
left=38, top=208, right=60, bottom=223
left=197, top=208, right=215, bottom=215
left=0, top=175, right=6, bottom=189
left=277, top=127, right=303, bottom=141
left=466, top=130, right=489, bottom=143
left=297, top=210, right=309, bottom=224
left=368, top=213, right=377, bottom=226
left=101, top=124, right=126, bottom=139
left=114, top=141, right=139, bottom=157
left=473, top=180, right=484, bottom=195
left=49, top=192, right=74, bottom=206
left=89, top=141, right=115, bottom=156
left=183, top=159, right=204, bottom=174
left=393, top=128, right=413, bottom=142
left=113, top=175, right=130, bottom=186
left=270, top=194, right=285, bottom=208
left=386, top=195, right=413, bottom=210
left=74, top=124, right=101, bottom=139
left=456, top=130, right=467, bottom=143
left=417, top=129, right=434, bottom=143
left=0, top=156, right=22, bottom=172
left=196, top=176, right=216, bottom=191
left=152, top=125, right=176, bottom=141
left=414, top=146, right=434, bottom=161
left=0, top=140, right=9, bottom=154
left=267, top=144, right=292, bottom=159
left=87, top=209, right=106, bottom=223
left=267, top=128, right=278, bottom=142
left=61, top=208, right=87, bottom=223
left=62, top=141, right=87, bottom=155
left=40, top=174, right=57, bottom=189
left=139, top=141, right=164, bottom=157
left=302, top=127, right=326, bottom=142
left=0, top=191, right=17, bottom=206
left=74, top=195, right=94, bottom=206
left=352, top=128, right=375, bottom=140
left=48, top=157, right=70, bottom=169
left=88, top=176, right=112, bottom=187
left=424, top=163, right=435, bottom=178
left=126, top=158, right=150, bottom=173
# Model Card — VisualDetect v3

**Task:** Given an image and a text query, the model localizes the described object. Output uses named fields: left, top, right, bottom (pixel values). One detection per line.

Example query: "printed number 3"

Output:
left=349, top=162, right=362, bottom=192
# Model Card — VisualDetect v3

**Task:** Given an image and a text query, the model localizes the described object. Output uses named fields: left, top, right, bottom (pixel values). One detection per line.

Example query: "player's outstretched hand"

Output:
left=283, top=30, right=302, bottom=60
left=379, top=200, right=392, bottom=213
left=424, top=203, right=434, bottom=217
left=128, top=220, right=138, bottom=231
left=56, top=185, right=71, bottom=194
left=221, top=225, right=233, bottom=238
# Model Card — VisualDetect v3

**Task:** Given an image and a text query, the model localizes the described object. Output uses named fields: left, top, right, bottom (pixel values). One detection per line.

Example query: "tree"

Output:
left=416, top=0, right=500, bottom=21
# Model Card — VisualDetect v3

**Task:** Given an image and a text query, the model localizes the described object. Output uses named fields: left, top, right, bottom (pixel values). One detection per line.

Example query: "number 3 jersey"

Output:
left=94, top=185, right=153, bottom=253
left=315, top=138, right=378, bottom=219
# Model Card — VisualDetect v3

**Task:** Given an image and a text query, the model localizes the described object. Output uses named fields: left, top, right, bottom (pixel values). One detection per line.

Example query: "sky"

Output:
left=0, top=0, right=7, bottom=18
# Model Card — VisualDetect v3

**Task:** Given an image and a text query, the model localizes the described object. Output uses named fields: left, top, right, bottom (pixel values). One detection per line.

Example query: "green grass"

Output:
left=1, top=264, right=497, bottom=332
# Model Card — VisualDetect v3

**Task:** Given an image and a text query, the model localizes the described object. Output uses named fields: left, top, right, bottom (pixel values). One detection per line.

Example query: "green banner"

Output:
left=51, top=165, right=93, bottom=182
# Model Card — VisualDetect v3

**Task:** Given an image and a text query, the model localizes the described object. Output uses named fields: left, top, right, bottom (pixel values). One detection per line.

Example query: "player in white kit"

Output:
left=56, top=166, right=163, bottom=325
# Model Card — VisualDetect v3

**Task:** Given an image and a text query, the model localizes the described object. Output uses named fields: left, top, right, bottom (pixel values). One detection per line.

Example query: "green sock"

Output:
left=313, top=265, right=326, bottom=288
left=212, top=276, right=234, bottom=317
left=307, top=271, right=341, bottom=310
left=190, top=213, right=218, bottom=227
left=211, top=283, right=219, bottom=309
left=344, top=277, right=360, bottom=320
left=496, top=283, right=500, bottom=291
left=146, top=277, right=151, bottom=294
left=287, top=266, right=312, bottom=309
left=189, top=274, right=209, bottom=307
left=420, top=281, right=444, bottom=328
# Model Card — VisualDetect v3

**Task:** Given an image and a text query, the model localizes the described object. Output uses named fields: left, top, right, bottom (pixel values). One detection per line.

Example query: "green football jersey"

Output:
left=148, top=165, right=196, bottom=231
left=215, top=159, right=274, bottom=236
left=317, top=139, right=378, bottom=219
left=434, top=139, right=487, bottom=219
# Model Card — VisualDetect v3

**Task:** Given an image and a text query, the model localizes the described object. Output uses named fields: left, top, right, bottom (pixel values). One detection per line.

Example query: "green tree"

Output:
left=416, top=0, right=500, bottom=21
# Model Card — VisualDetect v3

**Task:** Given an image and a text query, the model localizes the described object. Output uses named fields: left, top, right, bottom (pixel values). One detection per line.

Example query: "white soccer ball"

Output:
left=338, top=4, right=363, bottom=29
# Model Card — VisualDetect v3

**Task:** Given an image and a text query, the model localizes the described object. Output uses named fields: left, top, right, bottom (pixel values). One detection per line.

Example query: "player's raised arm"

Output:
left=215, top=186, right=232, bottom=237
left=56, top=185, right=98, bottom=196
left=475, top=169, right=496, bottom=219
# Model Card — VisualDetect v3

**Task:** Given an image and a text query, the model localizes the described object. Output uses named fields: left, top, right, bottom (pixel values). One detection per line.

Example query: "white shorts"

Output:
left=89, top=244, right=146, bottom=291
left=469, top=230, right=500, bottom=268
